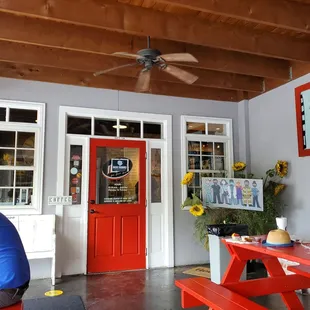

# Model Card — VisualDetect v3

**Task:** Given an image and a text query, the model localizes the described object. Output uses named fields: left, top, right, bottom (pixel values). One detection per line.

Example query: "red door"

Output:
left=87, top=138, right=146, bottom=273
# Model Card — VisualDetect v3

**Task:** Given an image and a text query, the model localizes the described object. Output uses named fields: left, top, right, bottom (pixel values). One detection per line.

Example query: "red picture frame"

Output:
left=295, top=82, right=310, bottom=157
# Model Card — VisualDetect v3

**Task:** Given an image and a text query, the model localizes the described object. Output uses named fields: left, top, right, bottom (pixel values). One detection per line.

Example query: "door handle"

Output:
left=89, top=200, right=95, bottom=204
left=90, top=209, right=99, bottom=214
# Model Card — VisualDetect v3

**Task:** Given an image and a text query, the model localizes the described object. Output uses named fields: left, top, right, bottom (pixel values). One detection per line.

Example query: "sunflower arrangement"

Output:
left=275, top=160, right=288, bottom=178
left=274, top=184, right=286, bottom=196
left=190, top=204, right=205, bottom=217
left=180, top=161, right=290, bottom=249
left=232, top=161, right=246, bottom=172
left=181, top=172, right=194, bottom=185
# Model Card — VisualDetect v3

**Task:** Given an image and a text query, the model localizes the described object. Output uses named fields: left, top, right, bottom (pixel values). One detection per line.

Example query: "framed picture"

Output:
left=201, top=177, right=263, bottom=212
left=295, top=82, right=310, bottom=157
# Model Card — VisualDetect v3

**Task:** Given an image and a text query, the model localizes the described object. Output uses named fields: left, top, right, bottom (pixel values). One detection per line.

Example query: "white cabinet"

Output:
left=6, top=214, right=56, bottom=285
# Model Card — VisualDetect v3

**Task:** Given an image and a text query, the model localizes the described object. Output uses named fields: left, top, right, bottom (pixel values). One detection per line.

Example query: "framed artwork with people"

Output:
left=201, top=177, right=264, bottom=211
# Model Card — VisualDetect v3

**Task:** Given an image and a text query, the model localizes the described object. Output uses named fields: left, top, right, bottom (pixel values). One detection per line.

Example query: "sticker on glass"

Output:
left=70, top=167, right=78, bottom=175
left=102, top=157, right=133, bottom=180
left=72, top=178, right=79, bottom=185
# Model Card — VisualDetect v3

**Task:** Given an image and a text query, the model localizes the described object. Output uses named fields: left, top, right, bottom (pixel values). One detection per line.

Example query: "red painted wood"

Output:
left=181, top=290, right=204, bottom=308
left=221, top=240, right=307, bottom=309
left=175, top=278, right=267, bottom=309
left=87, top=138, right=146, bottom=273
left=3, top=303, right=23, bottom=309
left=221, top=254, right=247, bottom=284
left=295, top=82, right=310, bottom=157
left=222, top=239, right=310, bottom=266
left=262, top=257, right=304, bottom=309
left=224, top=274, right=310, bottom=297
left=288, top=264, right=310, bottom=278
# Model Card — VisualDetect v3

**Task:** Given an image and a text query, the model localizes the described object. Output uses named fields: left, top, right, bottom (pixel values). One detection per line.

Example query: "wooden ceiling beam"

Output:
left=0, top=41, right=263, bottom=93
left=0, top=61, right=241, bottom=102
left=157, top=0, right=310, bottom=34
left=0, top=1, right=310, bottom=61
left=0, top=12, right=290, bottom=80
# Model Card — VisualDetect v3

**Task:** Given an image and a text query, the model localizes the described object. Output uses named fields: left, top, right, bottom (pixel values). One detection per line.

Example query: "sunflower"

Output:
left=232, top=162, right=246, bottom=172
left=274, top=184, right=286, bottom=196
left=189, top=204, right=204, bottom=217
left=3, top=153, right=12, bottom=162
left=275, top=160, right=288, bottom=178
left=181, top=172, right=194, bottom=185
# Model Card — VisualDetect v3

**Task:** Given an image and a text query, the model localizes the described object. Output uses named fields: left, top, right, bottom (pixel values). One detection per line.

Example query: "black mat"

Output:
left=23, top=295, right=86, bottom=310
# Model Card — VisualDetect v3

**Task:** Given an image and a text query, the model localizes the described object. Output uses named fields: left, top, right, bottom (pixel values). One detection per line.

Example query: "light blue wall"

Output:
left=0, top=77, right=240, bottom=277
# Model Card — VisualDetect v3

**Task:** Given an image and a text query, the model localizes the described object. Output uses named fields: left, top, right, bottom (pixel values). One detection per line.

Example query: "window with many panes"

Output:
left=67, top=116, right=163, bottom=139
left=0, top=100, right=45, bottom=214
left=181, top=116, right=233, bottom=208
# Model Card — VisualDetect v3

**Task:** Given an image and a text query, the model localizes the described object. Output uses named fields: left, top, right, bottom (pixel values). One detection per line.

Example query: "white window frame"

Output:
left=0, top=99, right=45, bottom=215
left=181, top=115, right=234, bottom=210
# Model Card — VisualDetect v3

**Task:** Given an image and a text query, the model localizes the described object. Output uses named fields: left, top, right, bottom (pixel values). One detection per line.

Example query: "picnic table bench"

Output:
left=175, top=277, right=267, bottom=309
left=176, top=238, right=310, bottom=309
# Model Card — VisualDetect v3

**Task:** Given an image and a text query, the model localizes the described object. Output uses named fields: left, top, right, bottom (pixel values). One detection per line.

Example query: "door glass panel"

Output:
left=151, top=149, right=161, bottom=203
left=69, top=145, right=83, bottom=205
left=97, top=147, right=139, bottom=204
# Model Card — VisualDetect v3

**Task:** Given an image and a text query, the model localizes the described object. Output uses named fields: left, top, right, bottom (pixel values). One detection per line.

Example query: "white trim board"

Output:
left=56, top=106, right=174, bottom=277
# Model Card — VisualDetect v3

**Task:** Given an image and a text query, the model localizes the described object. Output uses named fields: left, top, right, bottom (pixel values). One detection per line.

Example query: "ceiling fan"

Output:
left=93, top=36, right=199, bottom=92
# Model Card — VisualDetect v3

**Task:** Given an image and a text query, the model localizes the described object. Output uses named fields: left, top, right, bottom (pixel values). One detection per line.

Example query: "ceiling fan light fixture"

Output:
left=113, top=124, right=127, bottom=129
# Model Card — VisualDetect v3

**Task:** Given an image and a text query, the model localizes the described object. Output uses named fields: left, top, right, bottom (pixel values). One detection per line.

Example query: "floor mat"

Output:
left=182, top=266, right=211, bottom=278
left=23, top=295, right=86, bottom=310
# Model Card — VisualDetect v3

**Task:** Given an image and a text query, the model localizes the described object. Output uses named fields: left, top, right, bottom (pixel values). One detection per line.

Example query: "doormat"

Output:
left=183, top=266, right=211, bottom=278
left=23, top=295, right=86, bottom=310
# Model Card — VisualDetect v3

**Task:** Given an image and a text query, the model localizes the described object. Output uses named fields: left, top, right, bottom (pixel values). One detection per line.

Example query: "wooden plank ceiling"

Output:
left=0, top=0, right=310, bottom=101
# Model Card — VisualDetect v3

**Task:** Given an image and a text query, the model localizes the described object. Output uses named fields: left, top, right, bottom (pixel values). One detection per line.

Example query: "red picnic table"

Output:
left=176, top=237, right=310, bottom=309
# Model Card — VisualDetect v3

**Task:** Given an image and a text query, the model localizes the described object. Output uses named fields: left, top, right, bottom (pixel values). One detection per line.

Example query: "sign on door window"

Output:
left=97, top=147, right=139, bottom=204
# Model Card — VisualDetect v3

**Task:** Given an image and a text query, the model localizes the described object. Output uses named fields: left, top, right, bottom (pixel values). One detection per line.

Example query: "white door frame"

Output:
left=56, top=106, right=174, bottom=276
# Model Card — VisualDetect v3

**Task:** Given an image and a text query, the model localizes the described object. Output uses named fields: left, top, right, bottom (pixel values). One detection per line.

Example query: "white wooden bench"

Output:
left=7, top=214, right=56, bottom=286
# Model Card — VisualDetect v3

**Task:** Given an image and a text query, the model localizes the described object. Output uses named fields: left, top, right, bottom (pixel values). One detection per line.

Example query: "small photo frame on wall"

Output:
left=295, top=82, right=310, bottom=157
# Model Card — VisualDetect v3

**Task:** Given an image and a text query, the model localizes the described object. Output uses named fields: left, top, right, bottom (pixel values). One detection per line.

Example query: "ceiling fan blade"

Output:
left=113, top=52, right=141, bottom=59
left=93, top=63, right=137, bottom=76
left=135, top=70, right=151, bottom=93
left=159, top=53, right=198, bottom=63
left=163, top=65, right=198, bottom=84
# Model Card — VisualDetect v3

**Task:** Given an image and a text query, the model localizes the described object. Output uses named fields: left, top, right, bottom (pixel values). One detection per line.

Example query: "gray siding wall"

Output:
left=0, top=77, right=240, bottom=277
left=249, top=74, right=310, bottom=238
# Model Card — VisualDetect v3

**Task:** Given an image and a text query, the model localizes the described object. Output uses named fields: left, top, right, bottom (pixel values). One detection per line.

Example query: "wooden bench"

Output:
left=175, top=277, right=267, bottom=309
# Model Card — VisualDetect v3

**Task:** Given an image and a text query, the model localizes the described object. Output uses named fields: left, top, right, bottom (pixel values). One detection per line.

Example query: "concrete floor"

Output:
left=24, top=267, right=310, bottom=309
